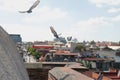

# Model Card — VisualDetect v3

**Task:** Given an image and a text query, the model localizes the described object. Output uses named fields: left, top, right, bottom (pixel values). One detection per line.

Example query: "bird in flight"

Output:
left=50, top=26, right=59, bottom=39
left=19, top=0, right=40, bottom=13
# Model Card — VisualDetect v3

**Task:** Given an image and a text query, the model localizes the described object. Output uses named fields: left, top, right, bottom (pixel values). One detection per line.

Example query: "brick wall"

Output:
left=27, top=68, right=50, bottom=80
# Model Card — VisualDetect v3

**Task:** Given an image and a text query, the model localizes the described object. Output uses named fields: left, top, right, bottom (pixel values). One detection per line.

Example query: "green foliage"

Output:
left=75, top=44, right=85, bottom=52
left=28, top=47, right=36, bottom=53
left=90, top=40, right=96, bottom=45
left=78, top=60, right=84, bottom=65
left=28, top=47, right=42, bottom=59
left=86, top=62, right=92, bottom=69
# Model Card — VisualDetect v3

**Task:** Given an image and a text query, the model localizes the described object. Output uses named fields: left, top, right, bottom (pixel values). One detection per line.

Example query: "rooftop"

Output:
left=49, top=67, right=94, bottom=80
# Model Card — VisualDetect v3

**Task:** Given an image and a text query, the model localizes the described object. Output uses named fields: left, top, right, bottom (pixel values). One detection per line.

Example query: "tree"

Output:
left=28, top=47, right=42, bottom=60
left=119, top=41, right=120, bottom=45
left=90, top=40, right=96, bottom=45
left=75, top=44, right=85, bottom=53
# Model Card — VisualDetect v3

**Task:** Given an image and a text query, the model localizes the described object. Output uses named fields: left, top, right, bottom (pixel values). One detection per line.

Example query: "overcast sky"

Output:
left=0, top=0, right=120, bottom=42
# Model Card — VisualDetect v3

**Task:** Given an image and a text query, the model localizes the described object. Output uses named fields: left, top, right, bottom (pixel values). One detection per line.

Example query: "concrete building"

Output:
left=9, top=34, right=22, bottom=43
left=66, top=42, right=78, bottom=52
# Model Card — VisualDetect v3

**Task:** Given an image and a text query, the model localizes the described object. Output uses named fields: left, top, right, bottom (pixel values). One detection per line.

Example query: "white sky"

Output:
left=0, top=0, right=120, bottom=42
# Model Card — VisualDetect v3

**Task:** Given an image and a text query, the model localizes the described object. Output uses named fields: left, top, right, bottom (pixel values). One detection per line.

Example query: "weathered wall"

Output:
left=27, top=69, right=49, bottom=80
left=0, top=26, right=29, bottom=80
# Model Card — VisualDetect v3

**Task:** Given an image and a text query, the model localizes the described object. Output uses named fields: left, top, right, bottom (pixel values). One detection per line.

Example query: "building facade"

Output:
left=9, top=34, right=22, bottom=43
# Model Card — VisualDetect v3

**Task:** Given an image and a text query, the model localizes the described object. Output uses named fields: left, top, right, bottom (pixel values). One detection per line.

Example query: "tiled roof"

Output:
left=49, top=67, right=94, bottom=80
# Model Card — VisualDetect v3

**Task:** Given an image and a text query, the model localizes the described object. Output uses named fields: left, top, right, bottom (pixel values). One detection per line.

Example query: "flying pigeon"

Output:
left=19, top=0, right=40, bottom=13
left=50, top=26, right=59, bottom=39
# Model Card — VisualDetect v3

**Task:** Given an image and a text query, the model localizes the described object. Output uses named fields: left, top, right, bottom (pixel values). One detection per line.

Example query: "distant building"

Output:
left=66, top=42, right=78, bottom=52
left=32, top=45, right=54, bottom=50
left=33, top=41, right=48, bottom=45
left=96, top=41, right=120, bottom=47
left=9, top=34, right=22, bottom=43
left=54, top=37, right=67, bottom=43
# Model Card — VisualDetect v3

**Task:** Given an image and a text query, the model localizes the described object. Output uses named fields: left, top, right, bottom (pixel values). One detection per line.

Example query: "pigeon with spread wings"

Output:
left=50, top=26, right=59, bottom=39
left=19, top=0, right=40, bottom=13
